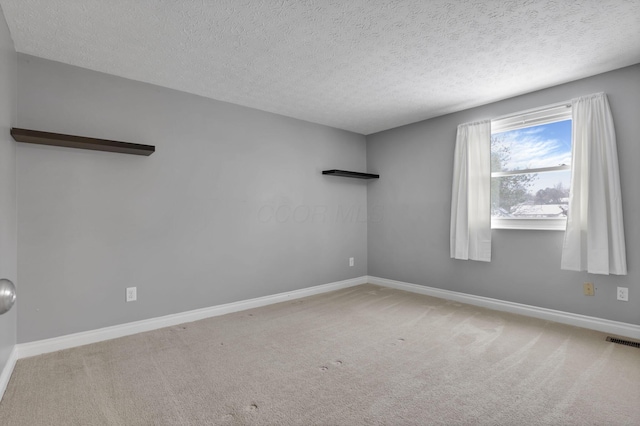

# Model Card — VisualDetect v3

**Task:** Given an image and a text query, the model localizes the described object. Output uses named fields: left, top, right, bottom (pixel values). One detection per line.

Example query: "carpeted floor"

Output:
left=1, top=284, right=639, bottom=425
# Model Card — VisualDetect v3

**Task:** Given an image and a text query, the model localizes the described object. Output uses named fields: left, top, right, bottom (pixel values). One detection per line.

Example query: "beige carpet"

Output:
left=1, top=284, right=639, bottom=425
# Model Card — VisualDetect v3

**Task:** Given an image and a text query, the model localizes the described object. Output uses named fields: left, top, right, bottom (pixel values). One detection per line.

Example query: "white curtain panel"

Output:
left=450, top=120, right=492, bottom=262
left=561, top=93, right=627, bottom=275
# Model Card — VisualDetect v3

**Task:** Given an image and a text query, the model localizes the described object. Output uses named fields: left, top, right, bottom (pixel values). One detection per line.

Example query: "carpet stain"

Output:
left=391, top=338, right=406, bottom=346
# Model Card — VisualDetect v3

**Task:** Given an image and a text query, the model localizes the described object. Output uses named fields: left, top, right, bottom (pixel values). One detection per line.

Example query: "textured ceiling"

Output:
left=1, top=0, right=639, bottom=135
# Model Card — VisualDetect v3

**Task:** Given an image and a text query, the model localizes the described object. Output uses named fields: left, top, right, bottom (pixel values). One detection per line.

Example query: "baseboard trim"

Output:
left=367, top=276, right=640, bottom=340
left=17, top=276, right=367, bottom=359
left=16, top=274, right=638, bottom=361
left=0, top=346, right=18, bottom=403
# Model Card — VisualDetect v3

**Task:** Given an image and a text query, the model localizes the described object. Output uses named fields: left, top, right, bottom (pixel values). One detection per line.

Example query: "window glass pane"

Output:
left=491, top=170, right=571, bottom=219
left=491, top=120, right=572, bottom=172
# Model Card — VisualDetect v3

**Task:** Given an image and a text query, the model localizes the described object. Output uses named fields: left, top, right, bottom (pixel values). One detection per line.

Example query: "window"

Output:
left=490, top=104, right=572, bottom=230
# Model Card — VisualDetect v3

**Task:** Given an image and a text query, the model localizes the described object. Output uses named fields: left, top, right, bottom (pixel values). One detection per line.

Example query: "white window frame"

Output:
left=490, top=103, right=572, bottom=231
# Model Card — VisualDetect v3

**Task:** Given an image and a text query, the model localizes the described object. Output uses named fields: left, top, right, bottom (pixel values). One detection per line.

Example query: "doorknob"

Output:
left=0, top=278, right=16, bottom=315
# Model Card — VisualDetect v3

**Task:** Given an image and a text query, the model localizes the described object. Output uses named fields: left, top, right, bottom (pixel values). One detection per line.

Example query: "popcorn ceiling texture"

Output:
left=1, top=0, right=639, bottom=134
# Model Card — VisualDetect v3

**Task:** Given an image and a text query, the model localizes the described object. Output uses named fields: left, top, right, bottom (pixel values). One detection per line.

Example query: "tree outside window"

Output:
left=490, top=117, right=572, bottom=228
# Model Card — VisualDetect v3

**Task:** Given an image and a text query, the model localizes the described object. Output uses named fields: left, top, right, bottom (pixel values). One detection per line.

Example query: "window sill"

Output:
left=491, top=218, right=566, bottom=231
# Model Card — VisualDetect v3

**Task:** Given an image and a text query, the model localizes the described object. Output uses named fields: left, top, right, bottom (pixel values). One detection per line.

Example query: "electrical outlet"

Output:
left=617, top=287, right=628, bottom=301
left=126, top=287, right=137, bottom=302
left=583, top=282, right=594, bottom=296
left=349, top=257, right=354, bottom=267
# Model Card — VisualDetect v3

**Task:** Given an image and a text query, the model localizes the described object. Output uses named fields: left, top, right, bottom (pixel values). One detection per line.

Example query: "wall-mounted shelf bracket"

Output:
left=11, top=128, right=155, bottom=156
left=322, top=169, right=379, bottom=179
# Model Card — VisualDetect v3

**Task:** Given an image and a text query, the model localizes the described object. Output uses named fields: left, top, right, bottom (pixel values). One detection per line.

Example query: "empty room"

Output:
left=0, top=1, right=639, bottom=425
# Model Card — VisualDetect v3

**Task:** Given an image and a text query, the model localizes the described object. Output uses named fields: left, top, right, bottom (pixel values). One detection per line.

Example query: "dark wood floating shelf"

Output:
left=11, top=128, right=155, bottom=156
left=322, top=169, right=379, bottom=179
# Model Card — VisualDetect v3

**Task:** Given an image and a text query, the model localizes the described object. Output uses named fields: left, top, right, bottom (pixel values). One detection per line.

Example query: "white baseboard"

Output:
left=0, top=346, right=18, bottom=403
left=367, top=275, right=640, bottom=340
left=17, top=276, right=368, bottom=359
left=13, top=274, right=639, bottom=366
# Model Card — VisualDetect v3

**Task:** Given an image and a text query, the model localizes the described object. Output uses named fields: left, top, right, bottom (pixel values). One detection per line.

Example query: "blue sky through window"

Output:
left=491, top=119, right=572, bottom=172
left=492, top=119, right=572, bottom=194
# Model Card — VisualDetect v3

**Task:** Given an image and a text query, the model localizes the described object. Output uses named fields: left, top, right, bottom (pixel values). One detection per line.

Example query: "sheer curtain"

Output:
left=450, top=120, right=491, bottom=262
left=561, top=93, right=627, bottom=275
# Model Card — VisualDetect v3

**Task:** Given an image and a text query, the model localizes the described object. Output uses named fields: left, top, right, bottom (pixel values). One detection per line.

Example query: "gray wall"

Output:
left=0, top=4, right=17, bottom=372
left=16, top=55, right=368, bottom=343
left=367, top=64, right=640, bottom=325
left=11, top=52, right=640, bottom=344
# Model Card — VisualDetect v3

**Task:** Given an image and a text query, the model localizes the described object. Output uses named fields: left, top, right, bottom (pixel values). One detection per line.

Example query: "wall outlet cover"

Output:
left=583, top=282, right=594, bottom=296
left=617, top=287, right=628, bottom=301
left=126, top=287, right=137, bottom=302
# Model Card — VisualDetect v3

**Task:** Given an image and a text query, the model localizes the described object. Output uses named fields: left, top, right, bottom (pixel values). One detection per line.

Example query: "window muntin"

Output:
left=490, top=105, right=572, bottom=230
